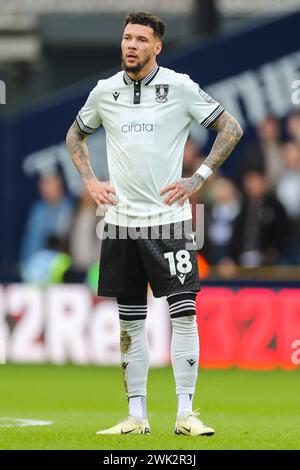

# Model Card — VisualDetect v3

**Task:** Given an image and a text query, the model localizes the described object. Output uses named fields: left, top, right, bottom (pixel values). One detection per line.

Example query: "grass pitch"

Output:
left=0, top=364, right=299, bottom=450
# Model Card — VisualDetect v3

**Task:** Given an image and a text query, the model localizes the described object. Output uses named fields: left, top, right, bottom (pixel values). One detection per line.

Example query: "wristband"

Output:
left=196, top=164, right=214, bottom=180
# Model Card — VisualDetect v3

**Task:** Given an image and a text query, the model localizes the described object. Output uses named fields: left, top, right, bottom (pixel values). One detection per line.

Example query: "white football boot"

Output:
left=174, top=410, right=215, bottom=437
left=96, top=415, right=150, bottom=435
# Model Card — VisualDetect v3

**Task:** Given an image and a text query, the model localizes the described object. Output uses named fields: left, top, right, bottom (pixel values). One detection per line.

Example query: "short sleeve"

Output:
left=183, top=75, right=225, bottom=128
left=76, top=86, right=101, bottom=134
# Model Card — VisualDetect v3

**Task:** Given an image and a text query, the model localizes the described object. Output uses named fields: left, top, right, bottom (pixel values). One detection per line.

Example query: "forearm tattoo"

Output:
left=66, top=121, right=95, bottom=184
left=204, top=111, right=243, bottom=172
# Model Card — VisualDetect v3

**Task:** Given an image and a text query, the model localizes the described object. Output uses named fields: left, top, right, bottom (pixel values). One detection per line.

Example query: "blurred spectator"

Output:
left=287, top=111, right=300, bottom=148
left=256, top=115, right=284, bottom=190
left=276, top=142, right=300, bottom=264
left=236, top=115, right=283, bottom=189
left=20, top=173, right=74, bottom=263
left=182, top=137, right=207, bottom=227
left=20, top=235, right=71, bottom=284
left=276, top=142, right=300, bottom=220
left=229, top=171, right=288, bottom=266
left=69, top=189, right=99, bottom=271
left=206, top=177, right=241, bottom=264
left=182, top=137, right=203, bottom=178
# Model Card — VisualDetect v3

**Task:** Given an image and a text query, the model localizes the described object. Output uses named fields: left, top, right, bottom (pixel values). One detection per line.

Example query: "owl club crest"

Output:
left=155, top=84, right=169, bottom=103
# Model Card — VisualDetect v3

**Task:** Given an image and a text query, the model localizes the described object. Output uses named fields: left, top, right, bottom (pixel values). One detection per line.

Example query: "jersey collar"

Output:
left=123, top=64, right=159, bottom=86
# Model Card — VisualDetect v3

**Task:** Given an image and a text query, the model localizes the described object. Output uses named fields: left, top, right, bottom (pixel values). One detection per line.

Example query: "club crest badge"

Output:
left=155, top=84, right=169, bottom=103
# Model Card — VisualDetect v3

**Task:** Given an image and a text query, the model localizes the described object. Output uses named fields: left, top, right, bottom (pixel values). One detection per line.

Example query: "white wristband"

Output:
left=196, top=163, right=214, bottom=180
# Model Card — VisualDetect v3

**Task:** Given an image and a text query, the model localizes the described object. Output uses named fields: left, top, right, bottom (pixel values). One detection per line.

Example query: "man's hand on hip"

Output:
left=86, top=176, right=117, bottom=206
left=160, top=174, right=204, bottom=206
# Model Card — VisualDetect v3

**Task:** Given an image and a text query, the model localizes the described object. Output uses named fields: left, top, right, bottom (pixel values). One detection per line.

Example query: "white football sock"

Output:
left=177, top=393, right=193, bottom=418
left=119, top=318, right=149, bottom=412
left=128, top=395, right=147, bottom=422
left=171, top=315, right=199, bottom=396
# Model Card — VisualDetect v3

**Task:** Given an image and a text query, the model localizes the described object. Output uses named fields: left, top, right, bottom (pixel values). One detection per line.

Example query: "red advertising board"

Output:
left=197, top=288, right=300, bottom=370
left=0, top=285, right=300, bottom=368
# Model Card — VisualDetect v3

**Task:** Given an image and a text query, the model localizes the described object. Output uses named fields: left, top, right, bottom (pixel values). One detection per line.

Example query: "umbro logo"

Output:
left=187, top=359, right=196, bottom=367
left=122, top=362, right=129, bottom=370
left=112, top=91, right=120, bottom=101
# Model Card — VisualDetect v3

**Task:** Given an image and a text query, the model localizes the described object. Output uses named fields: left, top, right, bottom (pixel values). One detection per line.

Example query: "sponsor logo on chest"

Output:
left=120, top=110, right=155, bottom=144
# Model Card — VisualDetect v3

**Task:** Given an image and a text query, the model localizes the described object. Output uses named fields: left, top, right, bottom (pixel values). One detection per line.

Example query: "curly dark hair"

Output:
left=124, top=11, right=165, bottom=40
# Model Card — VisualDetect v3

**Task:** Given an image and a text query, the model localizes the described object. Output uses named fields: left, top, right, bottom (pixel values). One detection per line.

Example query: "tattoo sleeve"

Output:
left=66, top=121, right=95, bottom=184
left=203, top=111, right=243, bottom=172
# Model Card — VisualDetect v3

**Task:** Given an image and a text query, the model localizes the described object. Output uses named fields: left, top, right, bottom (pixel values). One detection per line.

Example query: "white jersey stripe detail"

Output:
left=76, top=115, right=96, bottom=134
left=201, top=105, right=225, bottom=128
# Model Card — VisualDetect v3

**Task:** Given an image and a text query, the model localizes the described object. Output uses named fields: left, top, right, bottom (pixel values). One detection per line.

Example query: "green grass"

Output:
left=0, top=364, right=299, bottom=450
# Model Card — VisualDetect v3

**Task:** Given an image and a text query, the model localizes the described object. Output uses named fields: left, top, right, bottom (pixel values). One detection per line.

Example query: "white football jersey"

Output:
left=76, top=65, right=224, bottom=227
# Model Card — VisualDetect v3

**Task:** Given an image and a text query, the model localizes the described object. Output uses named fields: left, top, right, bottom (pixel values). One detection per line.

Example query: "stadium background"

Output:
left=0, top=0, right=300, bottom=450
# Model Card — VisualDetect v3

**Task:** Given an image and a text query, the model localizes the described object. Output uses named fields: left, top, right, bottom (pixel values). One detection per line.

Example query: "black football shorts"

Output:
left=98, top=221, right=201, bottom=298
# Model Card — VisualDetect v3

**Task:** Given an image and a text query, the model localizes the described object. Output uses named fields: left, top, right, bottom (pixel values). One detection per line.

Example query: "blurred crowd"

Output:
left=187, top=111, right=300, bottom=277
left=19, top=110, right=300, bottom=284
left=19, top=172, right=100, bottom=287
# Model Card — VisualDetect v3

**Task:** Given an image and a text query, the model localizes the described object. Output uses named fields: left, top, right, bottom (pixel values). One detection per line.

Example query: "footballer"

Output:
left=66, top=11, right=243, bottom=436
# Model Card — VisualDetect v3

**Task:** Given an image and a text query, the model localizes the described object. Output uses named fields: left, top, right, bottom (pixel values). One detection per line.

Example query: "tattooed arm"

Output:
left=66, top=121, right=116, bottom=206
left=160, top=111, right=243, bottom=205
left=202, top=111, right=243, bottom=171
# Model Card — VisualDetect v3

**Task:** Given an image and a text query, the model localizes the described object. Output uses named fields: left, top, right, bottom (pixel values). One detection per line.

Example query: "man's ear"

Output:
left=155, top=42, right=162, bottom=56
